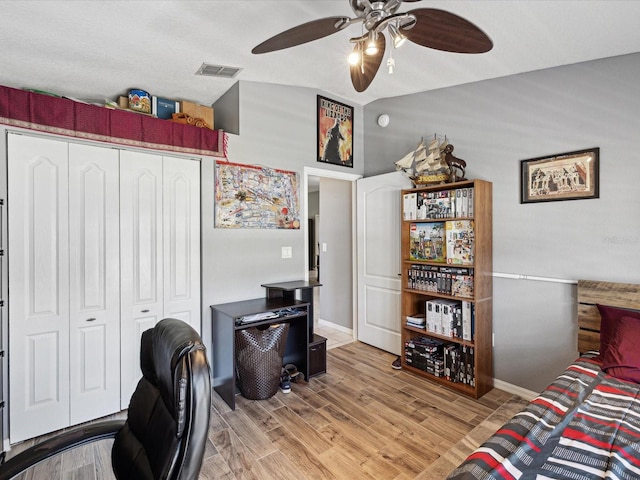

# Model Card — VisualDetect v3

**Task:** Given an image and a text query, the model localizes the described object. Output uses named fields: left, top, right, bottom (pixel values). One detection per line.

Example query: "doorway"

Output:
left=303, top=167, right=360, bottom=349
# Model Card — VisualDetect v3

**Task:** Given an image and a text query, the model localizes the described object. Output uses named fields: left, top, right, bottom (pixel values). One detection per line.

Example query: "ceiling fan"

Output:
left=252, top=0, right=493, bottom=92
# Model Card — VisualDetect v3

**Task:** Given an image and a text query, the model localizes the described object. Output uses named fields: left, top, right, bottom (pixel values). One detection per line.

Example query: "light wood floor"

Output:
left=6, top=341, right=523, bottom=480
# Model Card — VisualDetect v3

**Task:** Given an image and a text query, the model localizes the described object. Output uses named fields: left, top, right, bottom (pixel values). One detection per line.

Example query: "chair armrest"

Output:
left=0, top=419, right=126, bottom=480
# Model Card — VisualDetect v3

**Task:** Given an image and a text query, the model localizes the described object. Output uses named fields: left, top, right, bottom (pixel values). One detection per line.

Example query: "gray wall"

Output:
left=212, top=81, right=239, bottom=135
left=308, top=190, right=319, bottom=218
left=362, top=53, right=640, bottom=392
left=201, top=81, right=364, bottom=364
left=318, top=177, right=353, bottom=329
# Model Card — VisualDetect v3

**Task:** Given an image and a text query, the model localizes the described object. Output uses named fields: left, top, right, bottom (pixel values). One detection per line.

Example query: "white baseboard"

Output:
left=493, top=378, right=539, bottom=401
left=317, top=318, right=353, bottom=337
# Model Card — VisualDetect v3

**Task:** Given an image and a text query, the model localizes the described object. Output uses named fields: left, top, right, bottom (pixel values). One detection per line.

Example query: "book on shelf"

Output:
left=462, top=300, right=474, bottom=341
left=444, top=344, right=459, bottom=382
left=416, top=192, right=428, bottom=220
left=406, top=313, right=426, bottom=328
left=403, top=192, right=417, bottom=220
left=446, top=220, right=474, bottom=265
left=439, top=300, right=458, bottom=337
left=409, top=222, right=446, bottom=262
left=461, top=189, right=469, bottom=217
left=152, top=96, right=180, bottom=120
left=463, top=345, right=475, bottom=386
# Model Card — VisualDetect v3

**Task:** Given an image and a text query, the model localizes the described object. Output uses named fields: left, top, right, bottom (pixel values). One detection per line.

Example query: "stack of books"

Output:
left=406, top=313, right=426, bottom=329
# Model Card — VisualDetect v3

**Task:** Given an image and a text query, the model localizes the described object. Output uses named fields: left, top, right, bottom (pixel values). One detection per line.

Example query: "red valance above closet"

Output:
left=0, top=85, right=225, bottom=157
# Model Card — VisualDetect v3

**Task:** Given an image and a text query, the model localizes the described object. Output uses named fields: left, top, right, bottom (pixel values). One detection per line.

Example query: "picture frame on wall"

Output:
left=317, top=95, right=353, bottom=168
left=520, top=147, right=599, bottom=203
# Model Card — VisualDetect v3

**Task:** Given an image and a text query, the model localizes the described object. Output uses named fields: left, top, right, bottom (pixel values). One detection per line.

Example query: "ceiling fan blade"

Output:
left=403, top=8, right=493, bottom=53
left=350, top=33, right=386, bottom=92
left=252, top=17, right=351, bottom=54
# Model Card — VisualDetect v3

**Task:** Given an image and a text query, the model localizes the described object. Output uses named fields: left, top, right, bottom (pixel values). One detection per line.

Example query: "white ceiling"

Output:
left=2, top=1, right=640, bottom=107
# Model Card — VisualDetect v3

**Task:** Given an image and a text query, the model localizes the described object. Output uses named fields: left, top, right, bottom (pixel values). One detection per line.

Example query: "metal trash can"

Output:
left=235, top=323, right=290, bottom=400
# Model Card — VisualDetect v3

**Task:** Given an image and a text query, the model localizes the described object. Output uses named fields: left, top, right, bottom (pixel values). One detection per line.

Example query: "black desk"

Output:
left=211, top=297, right=309, bottom=410
left=261, top=280, right=322, bottom=339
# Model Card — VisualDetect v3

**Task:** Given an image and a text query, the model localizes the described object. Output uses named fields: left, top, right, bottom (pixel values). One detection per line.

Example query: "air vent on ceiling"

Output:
left=196, top=63, right=242, bottom=79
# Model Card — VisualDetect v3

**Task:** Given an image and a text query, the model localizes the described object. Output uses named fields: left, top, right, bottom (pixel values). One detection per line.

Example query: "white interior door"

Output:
left=68, top=143, right=120, bottom=424
left=356, top=171, right=411, bottom=355
left=120, top=150, right=163, bottom=407
left=8, top=134, right=70, bottom=442
left=163, top=157, right=200, bottom=331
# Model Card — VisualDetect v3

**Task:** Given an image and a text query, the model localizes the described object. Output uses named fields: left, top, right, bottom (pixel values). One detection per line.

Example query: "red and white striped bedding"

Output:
left=447, top=353, right=640, bottom=479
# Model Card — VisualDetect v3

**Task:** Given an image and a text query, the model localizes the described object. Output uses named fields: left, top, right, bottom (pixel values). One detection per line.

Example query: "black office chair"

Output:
left=0, top=318, right=212, bottom=480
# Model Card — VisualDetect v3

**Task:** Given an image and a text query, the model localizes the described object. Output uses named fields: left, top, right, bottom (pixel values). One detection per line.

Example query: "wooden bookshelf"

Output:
left=400, top=179, right=493, bottom=398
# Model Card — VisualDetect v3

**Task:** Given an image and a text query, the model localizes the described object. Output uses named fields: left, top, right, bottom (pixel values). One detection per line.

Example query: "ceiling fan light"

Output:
left=389, top=23, right=406, bottom=49
left=348, top=49, right=361, bottom=65
left=364, top=30, right=378, bottom=55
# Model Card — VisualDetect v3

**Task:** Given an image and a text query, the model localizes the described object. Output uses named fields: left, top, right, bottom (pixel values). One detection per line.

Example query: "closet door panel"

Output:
left=8, top=133, right=70, bottom=443
left=68, top=144, right=120, bottom=424
left=163, top=157, right=201, bottom=331
left=120, top=150, right=163, bottom=407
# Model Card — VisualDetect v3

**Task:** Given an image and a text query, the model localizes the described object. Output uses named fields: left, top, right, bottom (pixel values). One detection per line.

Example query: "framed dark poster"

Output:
left=317, top=95, right=353, bottom=168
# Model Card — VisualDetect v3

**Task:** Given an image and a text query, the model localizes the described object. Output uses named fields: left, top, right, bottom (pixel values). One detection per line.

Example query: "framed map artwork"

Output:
left=317, top=95, right=353, bottom=168
left=215, top=161, right=300, bottom=229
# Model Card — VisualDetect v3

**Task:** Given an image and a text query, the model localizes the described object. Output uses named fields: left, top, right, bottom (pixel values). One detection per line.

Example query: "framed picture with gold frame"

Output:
left=520, top=148, right=599, bottom=203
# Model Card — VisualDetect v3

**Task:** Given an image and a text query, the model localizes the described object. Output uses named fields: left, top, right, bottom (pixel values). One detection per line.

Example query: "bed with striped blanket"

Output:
left=447, top=352, right=640, bottom=479
left=448, top=280, right=640, bottom=480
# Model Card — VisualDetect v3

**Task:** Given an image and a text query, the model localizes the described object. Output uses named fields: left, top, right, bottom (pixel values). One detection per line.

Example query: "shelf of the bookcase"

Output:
left=402, top=216, right=473, bottom=223
left=404, top=179, right=476, bottom=191
left=403, top=325, right=475, bottom=346
left=402, top=259, right=475, bottom=269
left=401, top=363, right=478, bottom=397
left=403, top=288, right=474, bottom=302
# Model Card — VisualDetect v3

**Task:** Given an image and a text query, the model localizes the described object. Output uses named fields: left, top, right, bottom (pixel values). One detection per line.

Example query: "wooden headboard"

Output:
left=577, top=280, right=640, bottom=353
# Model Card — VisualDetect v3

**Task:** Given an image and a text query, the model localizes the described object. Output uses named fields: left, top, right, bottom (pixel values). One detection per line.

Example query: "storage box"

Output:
left=180, top=100, right=214, bottom=129
left=308, top=334, right=327, bottom=378
left=152, top=96, right=180, bottom=120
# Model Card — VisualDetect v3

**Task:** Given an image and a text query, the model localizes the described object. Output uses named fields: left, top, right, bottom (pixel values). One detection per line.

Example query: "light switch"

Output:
left=322, top=243, right=327, bottom=252
left=282, top=246, right=292, bottom=259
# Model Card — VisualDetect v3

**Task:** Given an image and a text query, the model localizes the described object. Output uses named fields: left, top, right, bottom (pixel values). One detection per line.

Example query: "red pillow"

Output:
left=596, top=304, right=640, bottom=360
left=601, top=315, right=640, bottom=383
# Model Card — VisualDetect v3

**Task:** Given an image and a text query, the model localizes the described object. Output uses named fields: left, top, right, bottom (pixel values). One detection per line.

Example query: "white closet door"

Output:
left=119, top=150, right=163, bottom=407
left=68, top=144, right=120, bottom=424
left=8, top=134, right=70, bottom=443
left=163, top=157, right=201, bottom=331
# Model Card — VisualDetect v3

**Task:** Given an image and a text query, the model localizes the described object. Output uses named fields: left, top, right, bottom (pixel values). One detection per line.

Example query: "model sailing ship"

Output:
left=395, top=135, right=467, bottom=186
